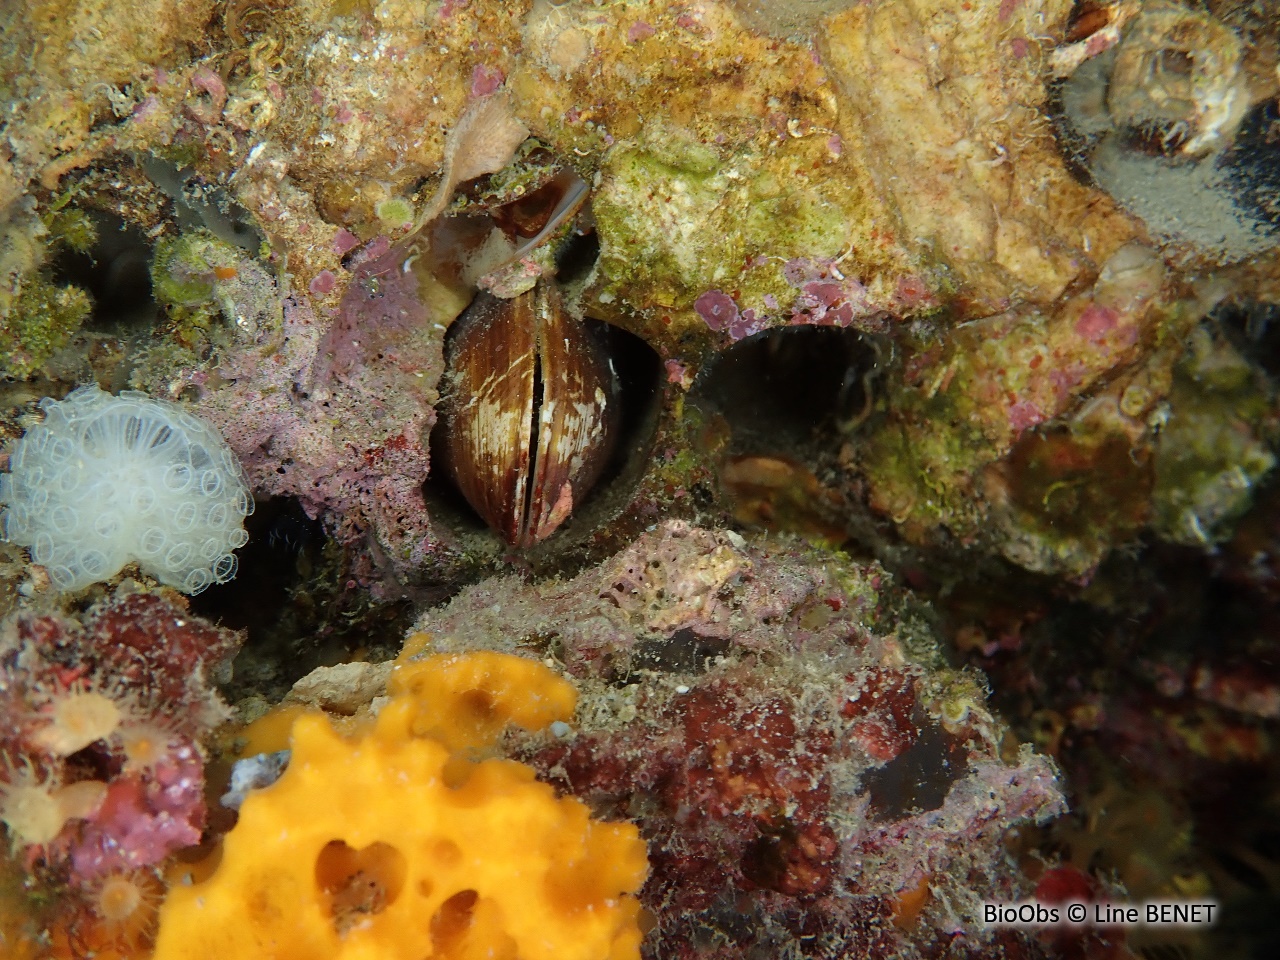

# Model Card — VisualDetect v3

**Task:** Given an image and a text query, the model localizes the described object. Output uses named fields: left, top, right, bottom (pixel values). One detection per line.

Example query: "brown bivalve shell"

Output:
left=437, top=279, right=620, bottom=548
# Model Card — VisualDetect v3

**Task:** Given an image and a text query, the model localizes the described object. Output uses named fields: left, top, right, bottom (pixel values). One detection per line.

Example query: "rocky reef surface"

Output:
left=407, top=522, right=1066, bottom=958
left=1, top=0, right=1278, bottom=958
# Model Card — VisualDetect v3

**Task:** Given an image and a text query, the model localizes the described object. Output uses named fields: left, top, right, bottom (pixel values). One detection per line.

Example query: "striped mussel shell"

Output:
left=436, top=278, right=620, bottom=548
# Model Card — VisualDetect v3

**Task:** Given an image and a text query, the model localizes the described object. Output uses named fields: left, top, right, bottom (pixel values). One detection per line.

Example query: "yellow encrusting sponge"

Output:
left=150, top=652, right=648, bottom=960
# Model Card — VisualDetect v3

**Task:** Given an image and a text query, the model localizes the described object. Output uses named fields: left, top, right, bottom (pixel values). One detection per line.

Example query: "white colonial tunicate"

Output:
left=0, top=386, right=254, bottom=594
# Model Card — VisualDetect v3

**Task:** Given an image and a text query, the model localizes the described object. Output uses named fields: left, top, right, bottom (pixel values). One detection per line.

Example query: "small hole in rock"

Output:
left=740, top=823, right=833, bottom=897
left=1215, top=298, right=1280, bottom=375
left=554, top=229, right=600, bottom=286
left=690, top=326, right=877, bottom=542
left=631, top=628, right=731, bottom=675
left=51, top=211, right=158, bottom=334
left=431, top=838, right=462, bottom=867
left=863, top=722, right=970, bottom=821
left=314, top=839, right=407, bottom=935
left=430, top=889, right=479, bottom=955
left=190, top=496, right=324, bottom=629
left=691, top=326, right=877, bottom=456
left=456, top=688, right=497, bottom=731
left=191, top=496, right=413, bottom=704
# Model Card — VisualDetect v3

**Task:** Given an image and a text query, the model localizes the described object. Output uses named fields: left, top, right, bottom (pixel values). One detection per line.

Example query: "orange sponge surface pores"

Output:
left=150, top=652, right=648, bottom=960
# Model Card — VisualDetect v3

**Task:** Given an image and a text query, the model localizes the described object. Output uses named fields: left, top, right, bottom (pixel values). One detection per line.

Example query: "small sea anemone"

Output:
left=116, top=721, right=178, bottom=775
left=89, top=869, right=164, bottom=948
left=31, top=687, right=124, bottom=757
left=0, top=767, right=106, bottom=849
left=0, top=776, right=66, bottom=848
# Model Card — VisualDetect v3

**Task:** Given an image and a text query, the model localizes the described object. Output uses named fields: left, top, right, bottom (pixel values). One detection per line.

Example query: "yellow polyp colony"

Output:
left=149, top=651, right=649, bottom=960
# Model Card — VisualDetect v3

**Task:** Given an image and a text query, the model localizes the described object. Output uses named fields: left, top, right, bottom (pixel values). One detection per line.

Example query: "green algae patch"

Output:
left=151, top=231, right=242, bottom=309
left=0, top=276, right=93, bottom=379
left=857, top=384, right=991, bottom=541
left=0, top=203, right=97, bottom=379
left=594, top=147, right=744, bottom=309
left=1153, top=326, right=1278, bottom=546
left=43, top=207, right=98, bottom=255
left=150, top=229, right=282, bottom=344
left=590, top=137, right=873, bottom=346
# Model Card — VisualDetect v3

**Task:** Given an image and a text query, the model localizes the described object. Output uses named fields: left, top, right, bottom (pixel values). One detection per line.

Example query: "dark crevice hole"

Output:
left=1210, top=298, right=1280, bottom=378
left=863, top=722, right=970, bottom=822
left=430, top=889, right=479, bottom=954
left=1220, top=97, right=1280, bottom=232
left=315, top=839, right=407, bottom=935
left=631, top=628, right=731, bottom=675
left=690, top=326, right=878, bottom=458
left=191, top=496, right=411, bottom=702
left=524, top=339, right=545, bottom=542
left=50, top=211, right=158, bottom=333
left=554, top=229, right=600, bottom=287
left=189, top=495, right=326, bottom=631
left=688, top=327, right=879, bottom=543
